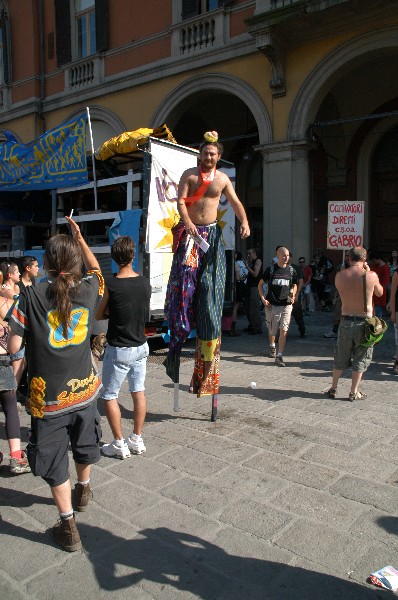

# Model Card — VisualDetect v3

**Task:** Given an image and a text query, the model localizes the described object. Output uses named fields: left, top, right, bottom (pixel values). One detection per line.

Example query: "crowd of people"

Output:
left=0, top=129, right=397, bottom=555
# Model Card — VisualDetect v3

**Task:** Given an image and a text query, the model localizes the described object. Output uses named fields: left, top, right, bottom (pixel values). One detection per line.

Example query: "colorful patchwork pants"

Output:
left=164, top=222, right=226, bottom=395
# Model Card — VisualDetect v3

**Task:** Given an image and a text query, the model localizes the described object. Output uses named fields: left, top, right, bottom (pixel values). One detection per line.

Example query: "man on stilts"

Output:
left=164, top=131, right=250, bottom=417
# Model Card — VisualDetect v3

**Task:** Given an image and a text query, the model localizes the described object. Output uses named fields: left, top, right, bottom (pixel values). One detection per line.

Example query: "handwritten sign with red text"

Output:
left=327, top=201, right=364, bottom=250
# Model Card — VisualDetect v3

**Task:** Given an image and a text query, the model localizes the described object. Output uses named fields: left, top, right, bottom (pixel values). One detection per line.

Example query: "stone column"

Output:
left=257, top=140, right=312, bottom=263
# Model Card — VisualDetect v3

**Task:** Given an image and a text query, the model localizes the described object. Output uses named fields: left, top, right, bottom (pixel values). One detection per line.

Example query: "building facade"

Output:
left=0, top=0, right=397, bottom=262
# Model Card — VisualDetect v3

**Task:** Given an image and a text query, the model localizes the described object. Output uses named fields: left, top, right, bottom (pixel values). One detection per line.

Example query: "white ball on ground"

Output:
left=250, top=381, right=257, bottom=389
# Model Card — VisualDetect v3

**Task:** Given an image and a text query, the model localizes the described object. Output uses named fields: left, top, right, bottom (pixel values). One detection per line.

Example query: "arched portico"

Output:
left=151, top=73, right=272, bottom=146
left=288, top=26, right=398, bottom=141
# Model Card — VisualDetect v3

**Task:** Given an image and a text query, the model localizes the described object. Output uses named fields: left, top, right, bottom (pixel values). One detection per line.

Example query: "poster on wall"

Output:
left=327, top=201, right=365, bottom=250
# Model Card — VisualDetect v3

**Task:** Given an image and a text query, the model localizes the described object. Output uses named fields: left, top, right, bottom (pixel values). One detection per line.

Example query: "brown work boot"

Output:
left=74, top=482, right=92, bottom=512
left=52, top=516, right=81, bottom=552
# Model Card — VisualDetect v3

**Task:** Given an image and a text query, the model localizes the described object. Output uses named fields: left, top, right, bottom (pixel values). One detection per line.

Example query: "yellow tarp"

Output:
left=95, top=124, right=177, bottom=161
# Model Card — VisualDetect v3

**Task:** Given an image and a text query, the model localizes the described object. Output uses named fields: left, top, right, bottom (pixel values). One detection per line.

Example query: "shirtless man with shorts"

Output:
left=327, top=246, right=383, bottom=401
left=164, top=131, right=250, bottom=394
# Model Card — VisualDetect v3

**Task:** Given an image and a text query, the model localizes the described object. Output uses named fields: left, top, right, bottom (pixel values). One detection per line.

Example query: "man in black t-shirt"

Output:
left=96, top=236, right=151, bottom=459
left=257, top=246, right=298, bottom=367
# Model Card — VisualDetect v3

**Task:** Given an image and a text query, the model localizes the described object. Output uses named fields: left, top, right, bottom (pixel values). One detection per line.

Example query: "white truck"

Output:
left=53, top=136, right=237, bottom=337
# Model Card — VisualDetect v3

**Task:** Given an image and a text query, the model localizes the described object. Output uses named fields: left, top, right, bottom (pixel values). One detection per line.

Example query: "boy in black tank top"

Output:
left=96, top=237, right=151, bottom=459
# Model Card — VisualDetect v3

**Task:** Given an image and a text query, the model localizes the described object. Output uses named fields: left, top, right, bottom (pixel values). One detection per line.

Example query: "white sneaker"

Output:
left=127, top=433, right=146, bottom=455
left=323, top=331, right=338, bottom=338
left=101, top=441, right=130, bottom=459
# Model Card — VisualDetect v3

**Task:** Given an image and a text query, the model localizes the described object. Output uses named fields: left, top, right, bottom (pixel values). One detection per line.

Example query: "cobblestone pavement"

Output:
left=0, top=311, right=397, bottom=599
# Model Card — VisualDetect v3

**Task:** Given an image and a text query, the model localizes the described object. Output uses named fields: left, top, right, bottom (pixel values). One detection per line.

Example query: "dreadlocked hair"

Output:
left=44, top=234, right=83, bottom=339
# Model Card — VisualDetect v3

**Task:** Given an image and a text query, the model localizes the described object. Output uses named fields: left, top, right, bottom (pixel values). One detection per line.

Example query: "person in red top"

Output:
left=369, top=250, right=390, bottom=318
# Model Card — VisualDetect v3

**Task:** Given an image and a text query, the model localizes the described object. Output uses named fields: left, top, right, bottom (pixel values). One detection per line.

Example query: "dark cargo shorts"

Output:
left=26, top=401, right=101, bottom=487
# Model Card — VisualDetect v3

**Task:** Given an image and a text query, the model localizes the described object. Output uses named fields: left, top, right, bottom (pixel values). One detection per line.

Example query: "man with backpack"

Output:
left=258, top=246, right=298, bottom=367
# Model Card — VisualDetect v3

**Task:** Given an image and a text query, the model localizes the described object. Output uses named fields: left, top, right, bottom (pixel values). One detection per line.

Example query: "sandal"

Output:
left=326, top=388, right=337, bottom=399
left=348, top=391, right=367, bottom=402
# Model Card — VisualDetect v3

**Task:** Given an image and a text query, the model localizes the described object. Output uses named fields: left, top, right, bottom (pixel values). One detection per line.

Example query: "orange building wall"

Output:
left=9, top=0, right=39, bottom=80
left=105, top=37, right=171, bottom=76
left=230, top=6, right=255, bottom=37
left=108, top=1, right=172, bottom=49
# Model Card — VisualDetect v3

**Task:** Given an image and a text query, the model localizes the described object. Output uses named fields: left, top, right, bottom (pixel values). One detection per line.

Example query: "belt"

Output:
left=341, top=315, right=366, bottom=321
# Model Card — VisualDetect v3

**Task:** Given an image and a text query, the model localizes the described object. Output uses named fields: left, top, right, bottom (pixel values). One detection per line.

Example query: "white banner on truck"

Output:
left=146, top=140, right=196, bottom=253
left=327, top=201, right=364, bottom=250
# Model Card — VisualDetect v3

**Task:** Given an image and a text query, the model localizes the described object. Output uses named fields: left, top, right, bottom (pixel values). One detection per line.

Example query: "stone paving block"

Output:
left=0, top=467, right=44, bottom=499
left=357, top=440, right=398, bottom=465
left=138, top=433, right=180, bottom=458
left=347, top=543, right=398, bottom=590
left=177, top=413, right=241, bottom=436
left=349, top=507, right=398, bottom=550
left=271, top=483, right=366, bottom=529
left=1, top=513, right=66, bottom=582
left=302, top=399, right=358, bottom=418
left=156, top=446, right=227, bottom=478
left=349, top=408, right=398, bottom=431
left=212, top=393, right=274, bottom=415
left=4, top=485, right=58, bottom=529
left=132, top=499, right=221, bottom=542
left=243, top=450, right=340, bottom=490
left=280, top=421, right=366, bottom=452
left=190, top=434, right=261, bottom=463
left=0, top=574, right=29, bottom=600
left=160, top=477, right=240, bottom=516
left=267, top=405, right=326, bottom=426
left=301, top=445, right=397, bottom=479
left=275, top=519, right=369, bottom=575
left=237, top=426, right=312, bottom=457
left=207, top=464, right=289, bottom=503
left=93, top=479, right=162, bottom=521
left=75, top=507, right=141, bottom=558
left=142, top=421, right=205, bottom=446
left=330, top=475, right=398, bottom=513
left=266, top=560, right=380, bottom=599
left=26, top=551, right=154, bottom=600
left=219, top=496, right=292, bottom=539
left=107, top=456, right=181, bottom=491
left=318, top=414, right=397, bottom=443
left=210, top=526, right=296, bottom=587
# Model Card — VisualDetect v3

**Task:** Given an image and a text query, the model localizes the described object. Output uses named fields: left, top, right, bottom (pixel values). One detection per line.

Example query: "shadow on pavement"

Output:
left=6, top=519, right=386, bottom=599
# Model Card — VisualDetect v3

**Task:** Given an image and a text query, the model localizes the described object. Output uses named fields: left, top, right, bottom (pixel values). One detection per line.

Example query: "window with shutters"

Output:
left=0, top=28, right=4, bottom=85
left=0, top=9, right=10, bottom=85
left=55, top=0, right=107, bottom=68
left=181, top=0, right=226, bottom=20
left=75, top=0, right=96, bottom=58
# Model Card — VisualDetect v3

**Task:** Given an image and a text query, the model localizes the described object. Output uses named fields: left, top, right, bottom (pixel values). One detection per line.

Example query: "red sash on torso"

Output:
left=184, top=166, right=216, bottom=207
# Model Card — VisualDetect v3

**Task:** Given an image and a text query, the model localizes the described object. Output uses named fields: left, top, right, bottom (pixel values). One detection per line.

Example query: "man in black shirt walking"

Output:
left=96, top=236, right=151, bottom=459
left=258, top=246, right=298, bottom=367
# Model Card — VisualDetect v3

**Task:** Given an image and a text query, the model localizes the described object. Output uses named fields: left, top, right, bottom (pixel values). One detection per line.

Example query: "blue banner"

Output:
left=109, top=209, right=142, bottom=273
left=0, top=113, right=88, bottom=191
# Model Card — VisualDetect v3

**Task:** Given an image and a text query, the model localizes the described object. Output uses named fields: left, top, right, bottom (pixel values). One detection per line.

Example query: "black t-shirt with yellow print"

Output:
left=10, top=269, right=104, bottom=418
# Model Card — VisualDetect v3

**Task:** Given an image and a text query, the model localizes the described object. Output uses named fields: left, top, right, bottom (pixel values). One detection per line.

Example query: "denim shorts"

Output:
left=9, top=347, right=25, bottom=362
left=101, top=342, right=149, bottom=398
left=333, top=319, right=373, bottom=373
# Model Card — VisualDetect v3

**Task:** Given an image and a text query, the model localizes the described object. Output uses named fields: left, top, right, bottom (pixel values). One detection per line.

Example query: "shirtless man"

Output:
left=164, top=131, right=250, bottom=395
left=327, top=246, right=383, bottom=401
left=177, top=139, right=249, bottom=239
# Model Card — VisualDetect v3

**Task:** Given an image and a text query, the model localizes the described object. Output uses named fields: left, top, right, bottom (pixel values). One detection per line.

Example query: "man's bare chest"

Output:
left=189, top=175, right=223, bottom=198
